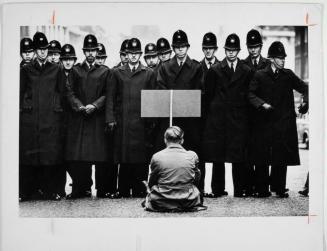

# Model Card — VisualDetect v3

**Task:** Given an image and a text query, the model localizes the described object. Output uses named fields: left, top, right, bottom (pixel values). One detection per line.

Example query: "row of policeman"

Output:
left=19, top=28, right=308, bottom=201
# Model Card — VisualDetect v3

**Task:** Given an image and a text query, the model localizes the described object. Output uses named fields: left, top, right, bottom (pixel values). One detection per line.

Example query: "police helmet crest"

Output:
left=97, top=43, right=107, bottom=58
left=126, top=38, right=142, bottom=53
left=156, top=37, right=172, bottom=54
left=246, top=29, right=263, bottom=47
left=60, top=44, right=77, bottom=60
left=48, top=40, right=61, bottom=53
left=202, top=32, right=218, bottom=49
left=83, top=34, right=98, bottom=50
left=224, top=33, right=241, bottom=50
left=144, top=43, right=157, bottom=57
left=172, top=30, right=190, bottom=48
left=20, top=37, right=34, bottom=53
left=33, top=32, right=49, bottom=49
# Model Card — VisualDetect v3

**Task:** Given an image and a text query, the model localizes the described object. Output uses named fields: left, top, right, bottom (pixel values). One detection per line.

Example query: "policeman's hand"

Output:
left=78, top=106, right=86, bottom=112
left=298, top=102, right=308, bottom=114
left=85, top=104, right=96, bottom=114
left=261, top=103, right=274, bottom=111
left=105, top=122, right=117, bottom=134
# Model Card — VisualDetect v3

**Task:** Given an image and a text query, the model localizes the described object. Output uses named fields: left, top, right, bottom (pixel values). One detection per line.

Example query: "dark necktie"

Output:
left=274, top=69, right=279, bottom=77
left=180, top=61, right=183, bottom=67
left=253, top=59, right=258, bottom=69
left=208, top=62, right=212, bottom=68
left=132, top=66, right=136, bottom=72
left=231, top=62, right=234, bottom=72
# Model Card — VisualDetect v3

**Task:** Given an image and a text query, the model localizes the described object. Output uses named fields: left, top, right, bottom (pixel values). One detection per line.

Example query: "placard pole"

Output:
left=169, top=89, right=173, bottom=127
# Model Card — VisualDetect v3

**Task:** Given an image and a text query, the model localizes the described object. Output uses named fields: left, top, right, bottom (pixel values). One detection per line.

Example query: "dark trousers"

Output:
left=118, top=163, right=148, bottom=197
left=270, top=165, right=287, bottom=193
left=254, top=165, right=270, bottom=194
left=232, top=162, right=249, bottom=194
left=243, top=163, right=256, bottom=193
left=198, top=161, right=206, bottom=193
left=58, top=163, right=67, bottom=197
left=19, top=164, right=66, bottom=198
left=95, top=163, right=118, bottom=194
left=68, top=162, right=93, bottom=194
left=211, top=162, right=225, bottom=194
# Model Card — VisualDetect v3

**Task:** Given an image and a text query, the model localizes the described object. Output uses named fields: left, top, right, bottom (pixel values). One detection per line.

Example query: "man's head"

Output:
left=33, top=32, right=49, bottom=62
left=164, top=126, right=184, bottom=145
left=20, top=37, right=35, bottom=62
left=48, top=40, right=61, bottom=64
left=268, top=41, right=287, bottom=70
left=60, top=44, right=77, bottom=71
left=95, top=43, right=107, bottom=65
left=246, top=29, right=263, bottom=59
left=83, top=34, right=99, bottom=64
left=224, top=33, right=240, bottom=62
left=172, top=30, right=190, bottom=60
left=202, top=32, right=218, bottom=60
left=119, top=39, right=129, bottom=65
left=126, top=38, right=142, bottom=65
left=144, top=43, right=158, bottom=68
left=156, top=37, right=172, bottom=62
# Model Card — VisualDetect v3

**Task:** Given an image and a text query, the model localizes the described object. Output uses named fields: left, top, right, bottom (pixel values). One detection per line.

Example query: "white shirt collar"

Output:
left=227, top=58, right=238, bottom=69
left=85, top=61, right=94, bottom=68
left=205, top=57, right=216, bottom=69
left=129, top=62, right=140, bottom=71
left=252, top=55, right=261, bottom=65
left=176, top=56, right=187, bottom=66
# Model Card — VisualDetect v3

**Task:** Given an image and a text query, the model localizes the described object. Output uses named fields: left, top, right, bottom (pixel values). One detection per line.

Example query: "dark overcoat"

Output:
left=202, top=58, right=253, bottom=163
left=106, top=63, right=156, bottom=164
left=20, top=60, right=65, bottom=165
left=156, top=56, right=203, bottom=154
left=242, top=55, right=270, bottom=71
left=248, top=65, right=308, bottom=166
left=200, top=57, right=220, bottom=78
left=65, top=62, right=111, bottom=162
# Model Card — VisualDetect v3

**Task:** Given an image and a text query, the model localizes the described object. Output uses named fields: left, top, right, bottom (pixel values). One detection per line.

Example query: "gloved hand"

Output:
left=298, top=102, right=308, bottom=114
left=105, top=122, right=117, bottom=134
left=261, top=103, right=274, bottom=111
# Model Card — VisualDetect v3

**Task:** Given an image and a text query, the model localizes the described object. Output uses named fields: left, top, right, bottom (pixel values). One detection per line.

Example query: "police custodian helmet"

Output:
left=60, top=44, right=77, bottom=60
left=172, top=30, right=190, bottom=48
left=156, top=37, right=172, bottom=54
left=120, top=39, right=129, bottom=54
left=20, top=38, right=34, bottom=53
left=224, top=33, right=240, bottom=50
left=144, top=43, right=157, bottom=57
left=126, top=38, right=142, bottom=53
left=202, top=32, right=218, bottom=49
left=83, top=34, right=98, bottom=50
left=267, top=41, right=287, bottom=58
left=48, top=40, right=61, bottom=53
left=246, top=29, right=263, bottom=47
left=97, top=43, right=107, bottom=58
left=33, top=32, right=49, bottom=49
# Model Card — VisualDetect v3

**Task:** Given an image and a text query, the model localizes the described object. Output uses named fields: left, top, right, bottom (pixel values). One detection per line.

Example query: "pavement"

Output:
left=19, top=149, right=309, bottom=218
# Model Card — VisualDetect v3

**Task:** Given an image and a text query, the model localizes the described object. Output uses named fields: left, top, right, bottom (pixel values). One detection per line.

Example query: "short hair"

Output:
left=164, top=126, right=184, bottom=143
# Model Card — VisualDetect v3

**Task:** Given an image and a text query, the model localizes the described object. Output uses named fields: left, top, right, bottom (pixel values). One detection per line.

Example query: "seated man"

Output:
left=143, top=126, right=206, bottom=212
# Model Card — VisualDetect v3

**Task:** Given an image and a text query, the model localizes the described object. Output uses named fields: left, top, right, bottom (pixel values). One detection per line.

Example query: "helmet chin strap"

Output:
left=272, top=58, right=284, bottom=69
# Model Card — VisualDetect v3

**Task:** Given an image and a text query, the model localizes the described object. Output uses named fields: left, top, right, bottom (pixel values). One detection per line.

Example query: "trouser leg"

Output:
left=57, top=163, right=67, bottom=197
left=254, top=164, right=270, bottom=194
left=211, top=162, right=225, bottom=194
left=95, top=162, right=115, bottom=193
left=42, top=165, right=65, bottom=196
left=19, top=164, right=38, bottom=198
left=243, top=163, right=255, bottom=194
left=271, top=165, right=287, bottom=193
left=68, top=162, right=92, bottom=194
left=232, top=162, right=245, bottom=195
left=131, top=163, right=148, bottom=197
left=118, top=163, right=132, bottom=197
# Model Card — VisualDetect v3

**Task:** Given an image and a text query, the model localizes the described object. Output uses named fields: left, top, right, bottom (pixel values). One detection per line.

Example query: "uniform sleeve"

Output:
left=91, top=70, right=109, bottom=110
left=291, top=71, right=308, bottom=102
left=105, top=69, right=118, bottom=123
left=65, top=69, right=84, bottom=112
left=248, top=72, right=266, bottom=109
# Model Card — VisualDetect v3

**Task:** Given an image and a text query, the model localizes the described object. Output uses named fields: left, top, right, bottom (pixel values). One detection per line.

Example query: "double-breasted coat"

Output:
left=106, top=63, right=156, bottom=164
left=20, top=60, right=65, bottom=166
left=202, top=58, right=253, bottom=163
left=248, top=65, right=308, bottom=166
left=65, top=62, right=111, bottom=162
left=156, top=56, right=203, bottom=154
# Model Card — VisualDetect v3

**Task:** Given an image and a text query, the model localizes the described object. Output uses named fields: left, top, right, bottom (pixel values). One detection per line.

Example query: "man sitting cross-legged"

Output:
left=143, top=126, right=206, bottom=212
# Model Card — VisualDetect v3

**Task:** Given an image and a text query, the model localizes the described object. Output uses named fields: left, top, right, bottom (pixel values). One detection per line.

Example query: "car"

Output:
left=296, top=115, right=309, bottom=149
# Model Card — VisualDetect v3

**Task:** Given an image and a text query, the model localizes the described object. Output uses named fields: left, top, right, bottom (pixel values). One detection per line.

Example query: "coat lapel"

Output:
left=230, top=59, right=244, bottom=83
left=220, top=58, right=232, bottom=79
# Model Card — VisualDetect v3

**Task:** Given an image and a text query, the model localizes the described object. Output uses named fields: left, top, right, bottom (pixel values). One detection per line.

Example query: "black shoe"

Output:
left=255, top=192, right=272, bottom=198
left=276, top=192, right=289, bottom=198
left=298, top=190, right=309, bottom=197
left=234, top=192, right=245, bottom=198
left=43, top=193, right=61, bottom=201
left=96, top=191, right=113, bottom=198
left=210, top=191, right=228, bottom=197
left=271, top=187, right=289, bottom=193
left=66, top=191, right=91, bottom=200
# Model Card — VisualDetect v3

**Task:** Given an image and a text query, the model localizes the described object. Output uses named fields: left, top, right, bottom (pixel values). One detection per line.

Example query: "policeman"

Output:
left=60, top=44, right=77, bottom=76
left=202, top=33, right=252, bottom=197
left=95, top=43, right=108, bottom=66
left=156, top=37, right=172, bottom=63
left=106, top=38, right=156, bottom=198
left=242, top=29, right=271, bottom=196
left=200, top=32, right=219, bottom=77
left=114, top=39, right=129, bottom=68
left=156, top=30, right=203, bottom=195
left=65, top=34, right=114, bottom=199
left=48, top=40, right=61, bottom=64
left=248, top=41, right=308, bottom=198
left=144, top=43, right=159, bottom=69
left=20, top=37, right=34, bottom=67
left=20, top=32, right=65, bottom=201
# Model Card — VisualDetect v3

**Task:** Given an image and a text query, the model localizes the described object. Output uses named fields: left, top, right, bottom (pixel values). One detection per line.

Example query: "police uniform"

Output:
left=106, top=38, right=156, bottom=197
left=113, top=39, right=129, bottom=69
left=248, top=41, right=308, bottom=197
